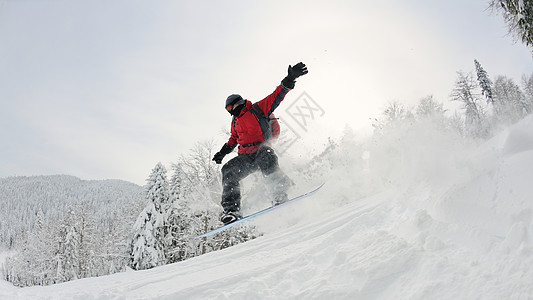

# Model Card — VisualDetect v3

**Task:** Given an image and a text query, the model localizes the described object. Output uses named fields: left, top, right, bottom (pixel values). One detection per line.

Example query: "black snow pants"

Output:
left=221, top=146, right=288, bottom=213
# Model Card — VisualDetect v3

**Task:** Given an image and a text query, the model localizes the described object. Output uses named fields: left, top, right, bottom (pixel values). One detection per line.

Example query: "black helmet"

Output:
left=225, top=94, right=244, bottom=107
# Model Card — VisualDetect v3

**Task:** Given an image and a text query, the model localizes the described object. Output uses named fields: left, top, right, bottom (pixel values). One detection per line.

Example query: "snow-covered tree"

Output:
left=416, top=95, right=445, bottom=117
left=372, top=101, right=414, bottom=133
left=521, top=72, right=533, bottom=109
left=1, top=176, right=147, bottom=286
left=177, top=140, right=220, bottom=190
left=54, top=203, right=98, bottom=282
left=164, top=162, right=200, bottom=263
left=3, top=214, right=57, bottom=286
left=492, top=75, right=530, bottom=123
left=474, top=59, right=494, bottom=103
left=164, top=141, right=260, bottom=262
left=169, top=163, right=185, bottom=204
left=382, top=101, right=413, bottom=123
left=490, top=0, right=533, bottom=50
left=60, top=211, right=81, bottom=281
left=130, top=162, right=169, bottom=270
left=130, top=203, right=165, bottom=270
left=450, top=71, right=489, bottom=137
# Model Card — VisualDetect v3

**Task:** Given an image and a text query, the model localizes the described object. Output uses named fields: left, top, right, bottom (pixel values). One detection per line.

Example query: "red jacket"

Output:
left=227, top=84, right=290, bottom=154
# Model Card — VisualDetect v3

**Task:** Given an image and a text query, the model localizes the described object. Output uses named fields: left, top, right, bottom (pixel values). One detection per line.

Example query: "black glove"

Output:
left=282, top=62, right=308, bottom=89
left=212, top=152, right=225, bottom=164
left=287, top=62, right=308, bottom=81
left=212, top=143, right=235, bottom=164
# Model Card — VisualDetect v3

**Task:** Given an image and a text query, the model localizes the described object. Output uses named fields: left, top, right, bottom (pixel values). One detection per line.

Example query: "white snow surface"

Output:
left=3, top=115, right=533, bottom=299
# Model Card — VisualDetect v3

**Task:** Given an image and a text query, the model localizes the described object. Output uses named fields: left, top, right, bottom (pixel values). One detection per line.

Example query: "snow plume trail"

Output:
left=3, top=115, right=533, bottom=299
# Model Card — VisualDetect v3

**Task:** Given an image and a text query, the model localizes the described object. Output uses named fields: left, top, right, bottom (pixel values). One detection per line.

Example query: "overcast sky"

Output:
left=1, top=0, right=532, bottom=185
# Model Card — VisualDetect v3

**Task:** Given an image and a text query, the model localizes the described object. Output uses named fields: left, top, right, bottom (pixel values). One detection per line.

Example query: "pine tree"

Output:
left=55, top=204, right=96, bottom=282
left=35, top=209, right=44, bottom=230
left=166, top=164, right=195, bottom=263
left=130, top=162, right=169, bottom=270
left=61, top=211, right=80, bottom=281
left=166, top=205, right=197, bottom=263
left=169, top=163, right=185, bottom=204
left=130, top=204, right=164, bottom=270
left=474, top=60, right=494, bottom=103
left=490, top=0, right=533, bottom=50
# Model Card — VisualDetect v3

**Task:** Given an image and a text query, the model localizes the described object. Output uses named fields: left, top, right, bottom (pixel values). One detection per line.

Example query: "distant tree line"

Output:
left=375, top=60, right=533, bottom=139
left=1, top=176, right=144, bottom=286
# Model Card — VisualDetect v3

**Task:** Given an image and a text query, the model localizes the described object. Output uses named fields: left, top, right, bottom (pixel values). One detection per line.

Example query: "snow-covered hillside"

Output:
left=2, top=115, right=533, bottom=299
left=0, top=175, right=144, bottom=249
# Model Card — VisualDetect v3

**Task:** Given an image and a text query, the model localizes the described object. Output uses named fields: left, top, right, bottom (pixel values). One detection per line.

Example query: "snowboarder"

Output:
left=212, top=62, right=308, bottom=225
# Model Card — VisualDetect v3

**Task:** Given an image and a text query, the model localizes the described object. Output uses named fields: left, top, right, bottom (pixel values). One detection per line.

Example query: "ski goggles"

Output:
left=226, top=100, right=244, bottom=112
left=225, top=103, right=236, bottom=112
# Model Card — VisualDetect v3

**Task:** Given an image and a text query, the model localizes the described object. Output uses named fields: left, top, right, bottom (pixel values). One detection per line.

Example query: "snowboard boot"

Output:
left=221, top=210, right=242, bottom=225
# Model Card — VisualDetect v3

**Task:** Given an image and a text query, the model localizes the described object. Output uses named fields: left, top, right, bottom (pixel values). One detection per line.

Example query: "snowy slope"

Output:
left=0, top=175, right=144, bottom=249
left=2, top=115, right=533, bottom=299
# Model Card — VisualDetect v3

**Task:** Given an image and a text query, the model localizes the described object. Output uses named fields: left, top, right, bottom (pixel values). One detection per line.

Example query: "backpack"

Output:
left=249, top=103, right=280, bottom=142
left=233, top=103, right=280, bottom=148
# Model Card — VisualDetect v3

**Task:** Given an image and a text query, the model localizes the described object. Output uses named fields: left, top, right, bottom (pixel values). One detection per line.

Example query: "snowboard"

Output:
left=193, top=183, right=325, bottom=238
